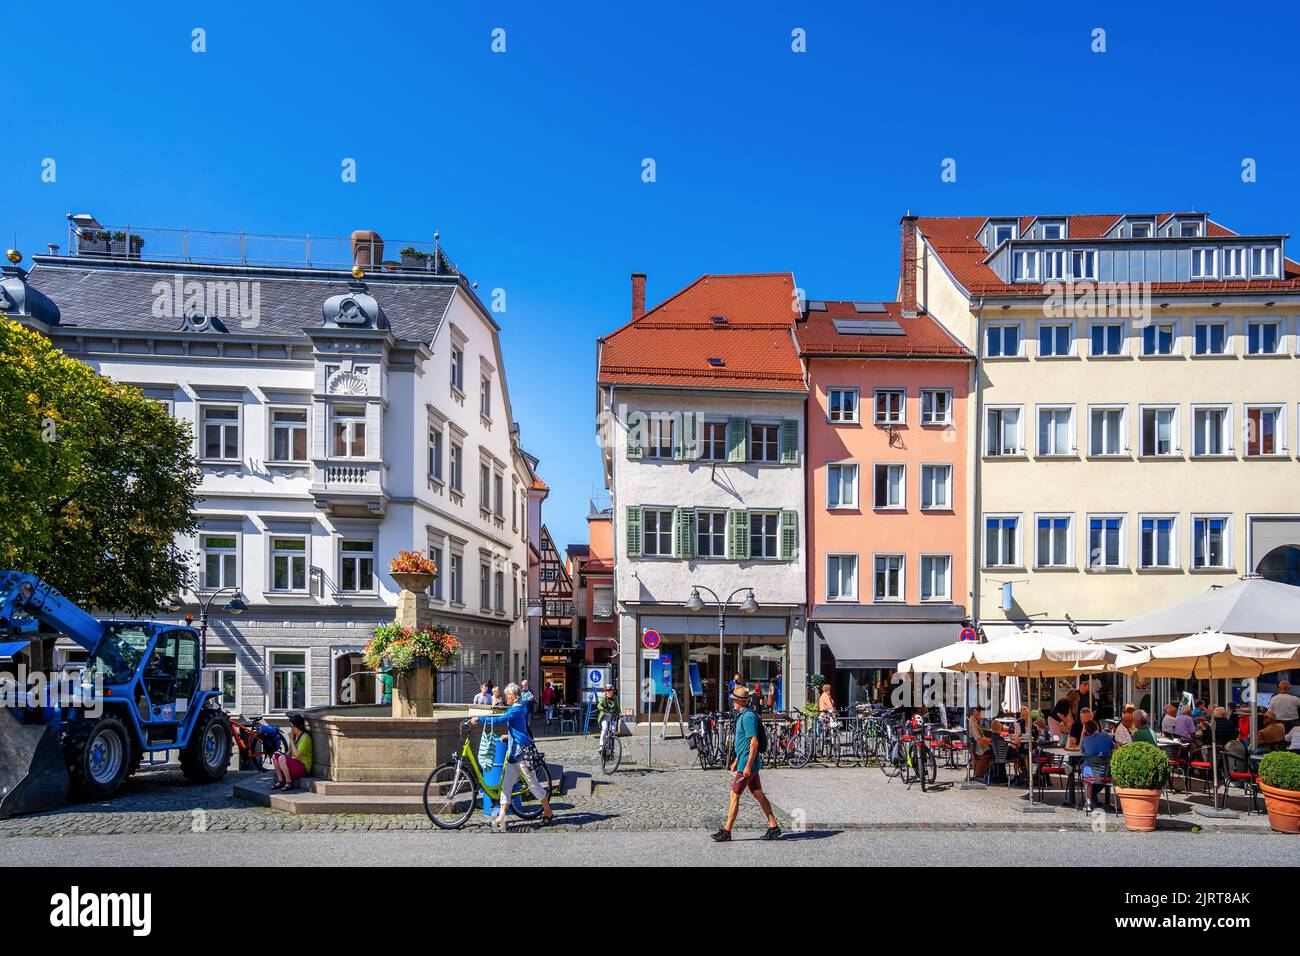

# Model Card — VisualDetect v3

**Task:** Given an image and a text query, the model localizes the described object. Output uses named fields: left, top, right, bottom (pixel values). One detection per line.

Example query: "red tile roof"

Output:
left=597, top=273, right=806, bottom=391
left=917, top=213, right=1300, bottom=297
left=795, top=301, right=972, bottom=358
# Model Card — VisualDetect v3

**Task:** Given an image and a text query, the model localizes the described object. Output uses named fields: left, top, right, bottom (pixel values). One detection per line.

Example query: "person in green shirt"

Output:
left=597, top=686, right=620, bottom=751
left=1131, top=709, right=1158, bottom=745
left=377, top=668, right=394, bottom=705
left=273, top=713, right=313, bottom=790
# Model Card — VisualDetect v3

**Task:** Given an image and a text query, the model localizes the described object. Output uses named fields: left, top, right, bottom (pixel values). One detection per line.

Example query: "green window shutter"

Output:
left=625, top=506, right=643, bottom=557
left=780, top=419, right=799, bottom=464
left=779, top=510, right=799, bottom=561
left=626, top=412, right=644, bottom=460
left=674, top=507, right=696, bottom=558
left=728, top=509, right=750, bottom=560
left=726, top=417, right=748, bottom=463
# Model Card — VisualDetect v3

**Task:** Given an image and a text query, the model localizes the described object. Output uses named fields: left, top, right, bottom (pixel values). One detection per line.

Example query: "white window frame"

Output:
left=339, top=538, right=376, bottom=594
left=1043, top=249, right=1067, bottom=281
left=827, top=461, right=859, bottom=510
left=1191, top=514, right=1232, bottom=571
left=1190, top=247, right=1218, bottom=279
left=827, top=388, right=860, bottom=424
left=1087, top=404, right=1128, bottom=457
left=1193, top=318, right=1230, bottom=356
left=1037, top=321, right=1075, bottom=358
left=1246, top=319, right=1283, bottom=356
left=700, top=419, right=728, bottom=461
left=872, top=553, right=905, bottom=603
left=269, top=535, right=310, bottom=593
left=642, top=508, right=675, bottom=557
left=749, top=511, right=781, bottom=560
left=696, top=510, right=728, bottom=559
left=1251, top=246, right=1279, bottom=278
left=450, top=344, right=465, bottom=393
left=1244, top=403, right=1287, bottom=458
left=1034, top=513, right=1074, bottom=569
left=1012, top=249, right=1039, bottom=282
left=1138, top=404, right=1180, bottom=458
left=1036, top=405, right=1076, bottom=457
left=919, top=553, right=952, bottom=603
left=1041, top=221, right=1065, bottom=241
left=749, top=421, right=781, bottom=463
left=1086, top=514, right=1127, bottom=571
left=448, top=551, right=464, bottom=605
left=826, top=553, right=859, bottom=602
left=645, top=415, right=675, bottom=459
left=1071, top=249, right=1098, bottom=280
left=1088, top=320, right=1126, bottom=357
left=1179, top=220, right=1203, bottom=238
left=268, top=406, right=309, bottom=463
left=984, top=322, right=1023, bottom=359
left=1129, top=221, right=1153, bottom=239
left=1190, top=404, right=1233, bottom=458
left=428, top=542, right=445, bottom=602
left=919, top=463, right=953, bottom=511
left=1138, top=514, right=1179, bottom=570
left=200, top=533, right=240, bottom=591
left=267, top=648, right=309, bottom=713
left=873, top=388, right=906, bottom=425
left=1140, top=319, right=1179, bottom=357
left=1223, top=247, right=1246, bottom=278
left=992, top=222, right=1017, bottom=247
left=983, top=514, right=1022, bottom=569
left=206, top=649, right=241, bottom=713
left=920, top=388, right=953, bottom=425
left=985, top=405, right=1025, bottom=457
left=199, top=403, right=242, bottom=462
left=872, top=463, right=905, bottom=510
left=330, top=403, right=368, bottom=459
left=480, top=374, right=492, bottom=421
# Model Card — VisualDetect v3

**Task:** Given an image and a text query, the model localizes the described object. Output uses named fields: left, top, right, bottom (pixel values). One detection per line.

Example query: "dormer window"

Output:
left=1223, top=247, right=1246, bottom=278
left=1251, top=246, right=1279, bottom=278
left=1071, top=249, right=1098, bottom=281
left=1190, top=247, right=1218, bottom=279
left=1040, top=222, right=1065, bottom=241
left=1129, top=221, right=1153, bottom=239
left=1179, top=220, right=1203, bottom=238
left=1012, top=249, right=1039, bottom=282
left=992, top=222, right=1017, bottom=247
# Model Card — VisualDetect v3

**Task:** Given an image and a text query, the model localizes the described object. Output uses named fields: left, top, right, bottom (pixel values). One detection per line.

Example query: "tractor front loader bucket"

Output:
left=0, top=707, right=69, bottom=818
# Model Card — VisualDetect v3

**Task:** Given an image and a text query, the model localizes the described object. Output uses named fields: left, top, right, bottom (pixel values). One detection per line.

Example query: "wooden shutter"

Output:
left=726, top=417, right=748, bottom=463
left=780, top=419, right=799, bottom=463
left=625, top=506, right=643, bottom=557
left=779, top=510, right=798, bottom=561
left=728, top=509, right=750, bottom=560
left=626, top=411, right=644, bottom=460
left=674, top=507, right=696, bottom=558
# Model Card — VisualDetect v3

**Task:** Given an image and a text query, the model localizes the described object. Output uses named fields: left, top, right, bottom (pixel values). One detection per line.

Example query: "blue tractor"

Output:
left=0, top=571, right=232, bottom=817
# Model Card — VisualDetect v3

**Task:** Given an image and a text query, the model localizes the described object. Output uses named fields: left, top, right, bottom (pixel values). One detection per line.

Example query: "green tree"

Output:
left=0, top=316, right=200, bottom=612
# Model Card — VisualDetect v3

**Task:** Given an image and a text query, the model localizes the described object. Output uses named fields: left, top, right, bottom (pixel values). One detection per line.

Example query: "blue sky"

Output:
left=5, top=1, right=1299, bottom=550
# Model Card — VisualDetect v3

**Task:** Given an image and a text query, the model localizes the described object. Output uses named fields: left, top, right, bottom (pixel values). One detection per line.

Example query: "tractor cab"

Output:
left=83, top=623, right=203, bottom=744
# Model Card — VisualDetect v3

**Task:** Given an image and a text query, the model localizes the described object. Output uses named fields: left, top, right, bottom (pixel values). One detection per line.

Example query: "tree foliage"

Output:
left=0, top=316, right=200, bottom=613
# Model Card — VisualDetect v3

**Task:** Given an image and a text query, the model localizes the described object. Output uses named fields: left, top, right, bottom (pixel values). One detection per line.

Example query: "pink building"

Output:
left=796, top=300, right=973, bottom=705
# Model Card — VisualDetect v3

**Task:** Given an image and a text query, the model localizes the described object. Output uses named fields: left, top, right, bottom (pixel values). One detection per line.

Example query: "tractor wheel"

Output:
left=181, top=709, right=232, bottom=783
left=65, top=715, right=132, bottom=800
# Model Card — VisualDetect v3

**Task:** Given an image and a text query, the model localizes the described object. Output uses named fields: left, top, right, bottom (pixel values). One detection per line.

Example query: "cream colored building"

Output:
left=900, top=212, right=1300, bottom=636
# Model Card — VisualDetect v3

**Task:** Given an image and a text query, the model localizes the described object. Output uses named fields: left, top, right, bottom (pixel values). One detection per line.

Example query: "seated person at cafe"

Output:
left=1160, top=703, right=1179, bottom=736
left=1173, top=704, right=1197, bottom=741
left=1256, top=709, right=1287, bottom=753
left=1271, top=680, right=1300, bottom=731
left=967, top=706, right=991, bottom=756
left=1113, top=705, right=1137, bottom=745
left=1066, top=707, right=1094, bottom=751
left=1050, top=692, right=1077, bottom=734
left=1080, top=720, right=1115, bottom=808
left=1131, top=710, right=1157, bottom=745
left=1191, top=698, right=1208, bottom=719
left=1286, top=723, right=1300, bottom=752
left=1199, top=706, right=1237, bottom=749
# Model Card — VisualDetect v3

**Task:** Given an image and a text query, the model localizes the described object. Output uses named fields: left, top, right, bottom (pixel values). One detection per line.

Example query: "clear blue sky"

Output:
left=5, top=1, right=1299, bottom=550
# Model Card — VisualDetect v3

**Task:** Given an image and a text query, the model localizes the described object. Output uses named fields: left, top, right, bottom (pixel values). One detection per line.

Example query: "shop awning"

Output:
left=0, top=640, right=31, bottom=661
left=816, top=622, right=958, bottom=669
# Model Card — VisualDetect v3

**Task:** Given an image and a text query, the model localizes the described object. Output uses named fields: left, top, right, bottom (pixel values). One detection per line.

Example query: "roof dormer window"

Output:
left=1179, top=220, right=1203, bottom=238
left=991, top=222, right=1017, bottom=248
left=1129, top=221, right=1153, bottom=239
left=1040, top=221, right=1065, bottom=241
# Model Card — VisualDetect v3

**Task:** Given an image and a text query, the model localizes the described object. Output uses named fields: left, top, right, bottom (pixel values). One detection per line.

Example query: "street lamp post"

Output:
left=197, top=587, right=247, bottom=663
left=685, top=586, right=759, bottom=713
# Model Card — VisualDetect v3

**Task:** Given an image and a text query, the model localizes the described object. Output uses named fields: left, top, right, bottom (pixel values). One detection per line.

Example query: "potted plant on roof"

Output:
left=108, top=231, right=145, bottom=259
left=399, top=246, right=433, bottom=271
left=1258, top=751, right=1300, bottom=833
left=388, top=549, right=438, bottom=595
left=1111, top=741, right=1170, bottom=832
left=78, top=230, right=111, bottom=256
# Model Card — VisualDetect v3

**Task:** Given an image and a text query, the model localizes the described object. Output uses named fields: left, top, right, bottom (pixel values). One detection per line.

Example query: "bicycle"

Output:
left=228, top=714, right=287, bottom=771
left=422, top=720, right=553, bottom=829
left=597, top=712, right=622, bottom=774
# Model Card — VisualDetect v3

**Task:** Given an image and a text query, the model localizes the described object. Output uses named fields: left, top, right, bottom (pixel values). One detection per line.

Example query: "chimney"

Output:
left=899, top=216, right=918, bottom=316
left=631, top=272, right=646, bottom=321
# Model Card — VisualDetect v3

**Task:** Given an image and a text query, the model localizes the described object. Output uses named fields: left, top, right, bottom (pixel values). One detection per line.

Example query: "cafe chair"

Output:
left=1078, top=756, right=1112, bottom=812
left=1187, top=745, right=1214, bottom=794
left=1220, top=749, right=1261, bottom=814
left=987, top=735, right=1016, bottom=787
left=1035, top=751, right=1070, bottom=802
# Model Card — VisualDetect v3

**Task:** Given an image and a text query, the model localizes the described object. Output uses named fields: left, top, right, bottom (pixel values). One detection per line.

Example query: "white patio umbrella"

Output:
left=972, top=629, right=1120, bottom=810
left=1113, top=630, right=1300, bottom=813
left=1001, top=676, right=1022, bottom=715
left=896, top=641, right=980, bottom=674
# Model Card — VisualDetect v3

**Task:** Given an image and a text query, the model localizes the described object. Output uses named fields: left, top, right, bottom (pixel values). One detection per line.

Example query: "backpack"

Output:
left=749, top=710, right=767, bottom=754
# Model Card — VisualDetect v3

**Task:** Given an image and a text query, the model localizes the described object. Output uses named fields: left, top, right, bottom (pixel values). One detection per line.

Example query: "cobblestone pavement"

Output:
left=0, top=733, right=1272, bottom=838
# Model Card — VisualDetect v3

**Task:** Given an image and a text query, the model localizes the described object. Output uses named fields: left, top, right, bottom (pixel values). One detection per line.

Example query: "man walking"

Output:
left=712, top=686, right=780, bottom=843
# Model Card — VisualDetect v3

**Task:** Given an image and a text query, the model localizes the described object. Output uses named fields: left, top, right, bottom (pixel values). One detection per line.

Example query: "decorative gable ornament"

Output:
left=326, top=369, right=368, bottom=396
left=180, top=306, right=227, bottom=333
left=322, top=281, right=385, bottom=329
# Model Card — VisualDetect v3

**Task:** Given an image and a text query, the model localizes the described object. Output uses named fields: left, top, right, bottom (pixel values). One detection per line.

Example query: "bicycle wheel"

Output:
left=921, top=746, right=938, bottom=789
left=511, top=760, right=553, bottom=820
left=787, top=735, right=812, bottom=769
left=880, top=740, right=902, bottom=778
left=600, top=736, right=622, bottom=775
left=423, top=761, right=478, bottom=829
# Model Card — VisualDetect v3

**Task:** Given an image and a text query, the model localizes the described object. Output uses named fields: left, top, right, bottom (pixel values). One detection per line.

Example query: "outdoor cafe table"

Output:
left=1031, top=744, right=1085, bottom=806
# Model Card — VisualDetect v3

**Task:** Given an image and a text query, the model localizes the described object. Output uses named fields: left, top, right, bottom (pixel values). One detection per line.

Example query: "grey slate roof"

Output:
left=22, top=257, right=456, bottom=342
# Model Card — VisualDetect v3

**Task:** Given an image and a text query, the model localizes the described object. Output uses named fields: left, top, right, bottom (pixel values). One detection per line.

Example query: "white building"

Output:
left=6, top=222, right=537, bottom=714
left=597, top=273, right=808, bottom=717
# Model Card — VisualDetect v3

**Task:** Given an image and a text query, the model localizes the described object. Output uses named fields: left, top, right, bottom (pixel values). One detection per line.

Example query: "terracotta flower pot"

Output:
left=1260, top=783, right=1300, bottom=833
left=1116, top=787, right=1161, bottom=832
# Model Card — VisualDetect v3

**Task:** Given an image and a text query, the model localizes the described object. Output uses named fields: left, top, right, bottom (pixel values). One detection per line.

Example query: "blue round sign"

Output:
left=642, top=629, right=661, bottom=650
left=959, top=626, right=978, bottom=643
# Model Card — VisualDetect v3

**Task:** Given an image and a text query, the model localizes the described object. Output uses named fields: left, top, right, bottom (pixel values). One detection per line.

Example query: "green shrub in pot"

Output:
left=1259, top=751, right=1300, bottom=792
left=1111, top=741, right=1171, bottom=790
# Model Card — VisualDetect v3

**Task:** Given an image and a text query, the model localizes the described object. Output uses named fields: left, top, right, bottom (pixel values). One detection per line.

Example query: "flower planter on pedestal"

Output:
left=1116, top=788, right=1160, bottom=832
left=391, top=571, right=436, bottom=594
left=1260, top=783, right=1300, bottom=833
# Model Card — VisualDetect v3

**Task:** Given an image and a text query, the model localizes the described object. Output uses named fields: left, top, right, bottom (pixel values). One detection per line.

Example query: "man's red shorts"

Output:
left=731, top=771, right=762, bottom=794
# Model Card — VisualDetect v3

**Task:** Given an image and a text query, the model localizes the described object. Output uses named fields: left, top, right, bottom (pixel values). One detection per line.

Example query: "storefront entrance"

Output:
left=640, top=636, right=787, bottom=719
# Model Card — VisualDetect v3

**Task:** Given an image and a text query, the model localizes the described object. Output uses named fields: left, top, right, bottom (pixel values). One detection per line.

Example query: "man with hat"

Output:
left=711, top=685, right=781, bottom=843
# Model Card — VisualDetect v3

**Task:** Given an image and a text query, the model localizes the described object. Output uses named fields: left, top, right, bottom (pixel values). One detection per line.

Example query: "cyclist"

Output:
left=471, top=682, right=555, bottom=830
left=597, top=684, right=620, bottom=752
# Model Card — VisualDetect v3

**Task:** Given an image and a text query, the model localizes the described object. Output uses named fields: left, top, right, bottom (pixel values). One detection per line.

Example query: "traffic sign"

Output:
left=642, top=629, right=661, bottom=650
left=642, top=648, right=660, bottom=660
left=585, top=667, right=609, bottom=689
left=959, top=626, right=978, bottom=643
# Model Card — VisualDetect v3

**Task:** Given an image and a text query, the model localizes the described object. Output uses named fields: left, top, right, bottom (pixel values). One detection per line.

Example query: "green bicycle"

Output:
left=423, top=719, right=554, bottom=829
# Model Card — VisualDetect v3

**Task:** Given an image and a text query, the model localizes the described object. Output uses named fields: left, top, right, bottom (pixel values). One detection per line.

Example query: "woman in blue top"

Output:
left=471, top=682, right=555, bottom=830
